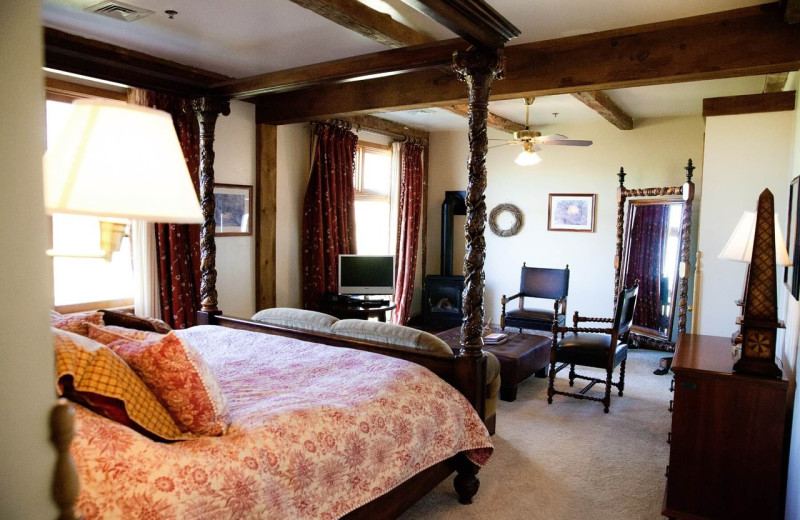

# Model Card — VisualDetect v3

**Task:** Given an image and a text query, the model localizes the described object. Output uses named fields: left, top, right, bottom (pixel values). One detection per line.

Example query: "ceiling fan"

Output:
left=490, top=98, right=593, bottom=165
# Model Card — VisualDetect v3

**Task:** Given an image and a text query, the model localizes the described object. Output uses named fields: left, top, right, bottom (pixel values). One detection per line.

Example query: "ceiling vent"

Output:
left=85, top=1, right=155, bottom=22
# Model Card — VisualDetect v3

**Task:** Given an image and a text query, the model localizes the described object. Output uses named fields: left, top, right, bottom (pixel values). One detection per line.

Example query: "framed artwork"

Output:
left=214, top=183, right=252, bottom=236
left=548, top=193, right=596, bottom=232
left=786, top=176, right=800, bottom=300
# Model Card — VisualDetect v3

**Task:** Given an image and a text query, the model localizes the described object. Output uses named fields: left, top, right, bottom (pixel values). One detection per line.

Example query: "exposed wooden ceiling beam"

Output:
left=44, top=28, right=229, bottom=96
left=254, top=4, right=800, bottom=124
left=286, top=0, right=522, bottom=133
left=212, top=39, right=464, bottom=98
left=571, top=91, right=634, bottom=130
left=287, top=0, right=432, bottom=47
left=401, top=0, right=520, bottom=49
left=763, top=72, right=790, bottom=92
left=442, top=105, right=525, bottom=133
left=786, top=0, right=800, bottom=23
left=702, top=90, right=796, bottom=117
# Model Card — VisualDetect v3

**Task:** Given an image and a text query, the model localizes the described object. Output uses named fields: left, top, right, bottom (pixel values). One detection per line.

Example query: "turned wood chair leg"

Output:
left=547, top=358, right=557, bottom=404
left=618, top=359, right=627, bottom=396
left=568, top=364, right=576, bottom=387
left=603, top=369, right=613, bottom=413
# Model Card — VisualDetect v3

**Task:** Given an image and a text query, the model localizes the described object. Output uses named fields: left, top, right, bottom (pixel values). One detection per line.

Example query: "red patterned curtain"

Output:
left=302, top=123, right=358, bottom=310
left=624, top=204, right=669, bottom=332
left=393, top=143, right=424, bottom=325
left=129, top=89, right=202, bottom=329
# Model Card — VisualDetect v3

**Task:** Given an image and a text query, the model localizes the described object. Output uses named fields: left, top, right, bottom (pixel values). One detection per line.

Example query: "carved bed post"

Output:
left=677, top=159, right=695, bottom=333
left=191, top=97, right=230, bottom=323
left=452, top=48, right=505, bottom=357
left=51, top=399, right=79, bottom=520
left=613, top=167, right=628, bottom=299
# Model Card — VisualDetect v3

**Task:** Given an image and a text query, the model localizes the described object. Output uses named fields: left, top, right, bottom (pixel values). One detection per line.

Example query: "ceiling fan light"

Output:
left=515, top=149, right=542, bottom=166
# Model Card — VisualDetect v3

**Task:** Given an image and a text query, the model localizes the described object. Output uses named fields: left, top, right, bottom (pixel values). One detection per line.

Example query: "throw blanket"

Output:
left=72, top=325, right=493, bottom=519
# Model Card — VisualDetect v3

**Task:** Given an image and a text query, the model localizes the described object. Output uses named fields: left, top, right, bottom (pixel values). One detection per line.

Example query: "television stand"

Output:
left=319, top=297, right=396, bottom=322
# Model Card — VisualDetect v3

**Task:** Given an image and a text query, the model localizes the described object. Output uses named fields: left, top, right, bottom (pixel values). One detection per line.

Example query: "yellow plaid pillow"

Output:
left=53, top=328, right=187, bottom=441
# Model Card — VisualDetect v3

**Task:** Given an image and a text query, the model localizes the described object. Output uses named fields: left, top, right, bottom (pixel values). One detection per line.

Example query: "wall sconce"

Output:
left=43, top=99, right=203, bottom=258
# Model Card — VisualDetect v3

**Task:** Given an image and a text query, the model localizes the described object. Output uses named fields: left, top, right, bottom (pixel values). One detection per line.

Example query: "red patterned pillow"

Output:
left=107, top=332, right=230, bottom=436
left=86, top=323, right=165, bottom=344
left=51, top=310, right=104, bottom=336
left=52, top=328, right=187, bottom=441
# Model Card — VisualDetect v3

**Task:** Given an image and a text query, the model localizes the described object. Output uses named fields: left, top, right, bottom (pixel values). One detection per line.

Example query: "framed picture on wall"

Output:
left=786, top=176, right=800, bottom=300
left=547, top=193, right=596, bottom=232
left=214, top=183, right=252, bottom=236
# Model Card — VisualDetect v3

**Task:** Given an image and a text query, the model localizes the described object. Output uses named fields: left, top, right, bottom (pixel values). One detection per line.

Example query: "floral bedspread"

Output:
left=73, top=325, right=493, bottom=520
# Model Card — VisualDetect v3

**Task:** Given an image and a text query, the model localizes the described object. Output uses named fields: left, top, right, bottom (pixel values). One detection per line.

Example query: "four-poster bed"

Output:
left=50, top=5, right=521, bottom=519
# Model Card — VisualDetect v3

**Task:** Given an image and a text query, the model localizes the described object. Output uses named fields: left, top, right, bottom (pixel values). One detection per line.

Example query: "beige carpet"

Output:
left=399, top=349, right=672, bottom=520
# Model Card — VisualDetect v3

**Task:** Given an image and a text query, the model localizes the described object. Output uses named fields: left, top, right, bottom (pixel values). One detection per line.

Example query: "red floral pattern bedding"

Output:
left=73, top=325, right=493, bottom=519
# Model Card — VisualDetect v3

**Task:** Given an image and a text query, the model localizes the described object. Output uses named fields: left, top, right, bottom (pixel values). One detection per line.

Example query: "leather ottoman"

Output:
left=436, top=326, right=552, bottom=401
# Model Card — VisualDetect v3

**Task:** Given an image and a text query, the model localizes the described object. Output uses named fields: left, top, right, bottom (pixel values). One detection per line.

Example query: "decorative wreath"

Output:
left=489, top=203, right=524, bottom=237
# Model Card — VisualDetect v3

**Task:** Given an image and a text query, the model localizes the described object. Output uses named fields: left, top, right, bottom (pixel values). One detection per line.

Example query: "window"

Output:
left=46, top=88, right=134, bottom=312
left=353, top=142, right=395, bottom=254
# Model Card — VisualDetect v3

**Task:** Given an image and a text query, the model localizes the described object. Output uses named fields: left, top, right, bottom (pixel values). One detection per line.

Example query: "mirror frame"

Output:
left=613, top=160, right=696, bottom=351
left=620, top=197, right=684, bottom=344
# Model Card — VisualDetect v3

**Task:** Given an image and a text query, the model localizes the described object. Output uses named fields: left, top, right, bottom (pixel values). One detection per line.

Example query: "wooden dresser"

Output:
left=663, top=333, right=789, bottom=520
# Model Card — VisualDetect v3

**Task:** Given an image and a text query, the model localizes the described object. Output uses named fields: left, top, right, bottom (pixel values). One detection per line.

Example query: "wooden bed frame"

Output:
left=51, top=41, right=514, bottom=520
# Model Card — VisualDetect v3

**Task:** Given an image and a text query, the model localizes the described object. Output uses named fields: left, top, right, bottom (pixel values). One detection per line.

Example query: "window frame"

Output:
left=354, top=141, right=392, bottom=202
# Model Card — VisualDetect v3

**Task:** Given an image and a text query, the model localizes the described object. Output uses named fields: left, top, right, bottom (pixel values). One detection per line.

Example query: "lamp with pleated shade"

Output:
left=43, top=99, right=203, bottom=260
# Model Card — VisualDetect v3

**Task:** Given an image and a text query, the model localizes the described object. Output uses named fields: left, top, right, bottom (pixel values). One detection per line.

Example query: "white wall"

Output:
left=275, top=123, right=310, bottom=308
left=426, top=116, right=705, bottom=324
left=214, top=101, right=256, bottom=318
left=0, top=2, right=58, bottom=517
left=783, top=77, right=800, bottom=520
left=695, top=112, right=794, bottom=337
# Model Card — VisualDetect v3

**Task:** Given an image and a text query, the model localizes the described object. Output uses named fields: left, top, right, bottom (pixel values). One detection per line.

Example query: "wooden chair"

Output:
left=500, top=264, right=569, bottom=333
left=547, top=282, right=638, bottom=413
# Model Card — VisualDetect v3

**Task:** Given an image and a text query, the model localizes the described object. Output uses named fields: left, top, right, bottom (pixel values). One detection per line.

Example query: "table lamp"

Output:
left=43, top=98, right=203, bottom=257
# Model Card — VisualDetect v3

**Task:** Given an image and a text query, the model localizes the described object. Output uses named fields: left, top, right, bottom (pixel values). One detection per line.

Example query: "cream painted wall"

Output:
left=275, top=123, right=310, bottom=308
left=214, top=100, right=257, bottom=318
left=0, top=2, right=58, bottom=517
left=427, top=116, right=705, bottom=325
left=783, top=79, right=800, bottom=520
left=695, top=112, right=793, bottom=337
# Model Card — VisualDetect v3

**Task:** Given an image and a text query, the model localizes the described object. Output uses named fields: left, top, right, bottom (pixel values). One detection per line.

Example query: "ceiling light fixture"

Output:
left=515, top=141, right=541, bottom=166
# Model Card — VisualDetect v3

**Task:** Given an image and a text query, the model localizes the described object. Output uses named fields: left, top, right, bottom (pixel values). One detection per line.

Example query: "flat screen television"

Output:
left=338, top=254, right=395, bottom=296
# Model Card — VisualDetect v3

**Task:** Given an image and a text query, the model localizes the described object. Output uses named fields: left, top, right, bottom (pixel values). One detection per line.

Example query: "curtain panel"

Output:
left=129, top=89, right=202, bottom=329
left=393, top=143, right=424, bottom=325
left=301, top=123, right=358, bottom=310
left=624, top=204, right=669, bottom=332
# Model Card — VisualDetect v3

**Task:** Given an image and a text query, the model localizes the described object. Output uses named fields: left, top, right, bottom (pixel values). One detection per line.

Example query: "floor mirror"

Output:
left=613, top=160, right=695, bottom=351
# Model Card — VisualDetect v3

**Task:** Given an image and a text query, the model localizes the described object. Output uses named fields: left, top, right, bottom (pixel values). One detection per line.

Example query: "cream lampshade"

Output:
left=44, top=98, right=203, bottom=223
left=718, top=211, right=792, bottom=266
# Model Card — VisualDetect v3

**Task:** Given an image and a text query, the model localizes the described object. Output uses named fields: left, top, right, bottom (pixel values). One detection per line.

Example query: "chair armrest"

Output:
left=500, top=293, right=522, bottom=330
left=572, top=310, right=613, bottom=327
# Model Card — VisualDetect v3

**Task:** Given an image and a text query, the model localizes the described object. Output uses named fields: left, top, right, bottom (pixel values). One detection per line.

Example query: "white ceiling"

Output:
left=42, top=0, right=797, bottom=131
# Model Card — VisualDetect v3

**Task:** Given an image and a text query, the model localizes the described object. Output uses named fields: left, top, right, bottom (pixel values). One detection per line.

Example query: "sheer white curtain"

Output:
left=131, top=220, right=161, bottom=318
left=389, top=141, right=402, bottom=253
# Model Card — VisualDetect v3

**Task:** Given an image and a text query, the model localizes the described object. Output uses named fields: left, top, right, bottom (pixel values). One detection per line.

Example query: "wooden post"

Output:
left=452, top=48, right=505, bottom=358
left=51, top=399, right=79, bottom=520
left=191, top=97, right=230, bottom=317
left=677, top=159, right=695, bottom=333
